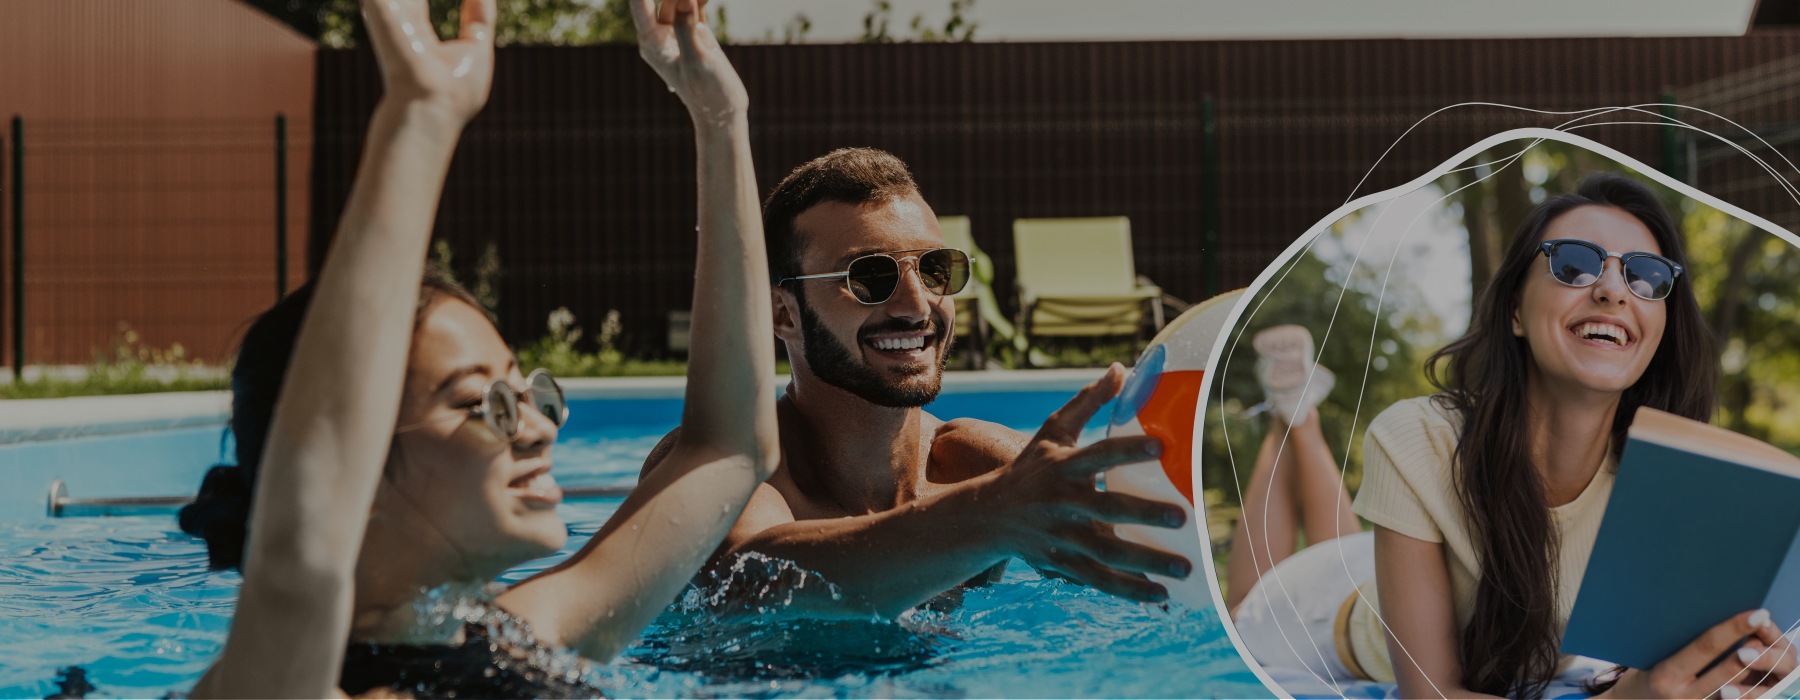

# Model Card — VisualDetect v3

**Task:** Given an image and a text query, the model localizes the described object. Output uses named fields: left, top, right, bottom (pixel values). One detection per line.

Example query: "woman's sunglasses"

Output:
left=1538, top=239, right=1683, bottom=302
left=399, top=368, right=569, bottom=442
left=778, top=248, right=970, bottom=305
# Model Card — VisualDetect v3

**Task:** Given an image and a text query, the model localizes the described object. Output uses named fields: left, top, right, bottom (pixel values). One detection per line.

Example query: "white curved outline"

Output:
left=1189, top=117, right=1800, bottom=700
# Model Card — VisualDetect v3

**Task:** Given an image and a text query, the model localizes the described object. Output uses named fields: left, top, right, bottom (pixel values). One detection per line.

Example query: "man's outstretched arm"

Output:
left=641, top=365, right=1194, bottom=619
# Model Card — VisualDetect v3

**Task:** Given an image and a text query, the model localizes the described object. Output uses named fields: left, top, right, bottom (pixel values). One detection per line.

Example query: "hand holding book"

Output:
left=1596, top=609, right=1796, bottom=698
left=1566, top=407, right=1800, bottom=698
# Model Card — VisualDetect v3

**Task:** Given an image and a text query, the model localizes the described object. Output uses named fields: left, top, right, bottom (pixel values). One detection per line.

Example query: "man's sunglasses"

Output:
left=399, top=368, right=569, bottom=442
left=778, top=248, right=971, bottom=305
left=1538, top=239, right=1683, bottom=302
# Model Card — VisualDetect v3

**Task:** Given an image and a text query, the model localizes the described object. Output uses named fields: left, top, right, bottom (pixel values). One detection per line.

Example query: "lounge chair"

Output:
left=1012, top=216, right=1165, bottom=364
left=937, top=215, right=1017, bottom=369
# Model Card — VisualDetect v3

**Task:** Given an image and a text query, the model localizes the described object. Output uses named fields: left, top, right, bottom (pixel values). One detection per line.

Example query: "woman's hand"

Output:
left=630, top=0, right=748, bottom=123
left=194, top=5, right=497, bottom=696
left=362, top=0, right=497, bottom=124
left=1601, top=609, right=1797, bottom=699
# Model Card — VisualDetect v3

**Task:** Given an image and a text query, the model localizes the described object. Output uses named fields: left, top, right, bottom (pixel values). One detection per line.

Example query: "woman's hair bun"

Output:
left=178, top=464, right=251, bottom=570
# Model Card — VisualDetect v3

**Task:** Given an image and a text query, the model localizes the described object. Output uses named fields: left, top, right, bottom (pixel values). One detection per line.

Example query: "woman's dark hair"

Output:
left=178, top=264, right=485, bottom=571
left=1424, top=171, right=1716, bottom=698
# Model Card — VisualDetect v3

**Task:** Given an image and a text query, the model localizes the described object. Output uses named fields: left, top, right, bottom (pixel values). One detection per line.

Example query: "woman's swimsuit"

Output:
left=339, top=596, right=605, bottom=698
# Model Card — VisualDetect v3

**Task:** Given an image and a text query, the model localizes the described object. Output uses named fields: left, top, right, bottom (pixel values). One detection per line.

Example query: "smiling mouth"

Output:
left=509, top=468, right=562, bottom=507
left=863, top=330, right=939, bottom=359
left=870, top=335, right=930, bottom=352
left=1571, top=321, right=1632, bottom=347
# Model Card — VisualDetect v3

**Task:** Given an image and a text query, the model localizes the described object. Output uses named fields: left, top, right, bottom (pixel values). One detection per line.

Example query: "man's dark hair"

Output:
left=763, top=148, right=920, bottom=285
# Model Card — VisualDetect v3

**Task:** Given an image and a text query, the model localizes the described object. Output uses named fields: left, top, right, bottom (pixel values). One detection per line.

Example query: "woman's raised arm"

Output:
left=498, top=0, right=778, bottom=663
left=191, top=1, right=496, bottom=696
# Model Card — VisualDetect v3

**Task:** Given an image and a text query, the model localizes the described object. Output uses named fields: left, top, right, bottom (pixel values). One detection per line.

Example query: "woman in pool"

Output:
left=177, top=0, right=776, bottom=696
left=1230, top=172, right=1796, bottom=698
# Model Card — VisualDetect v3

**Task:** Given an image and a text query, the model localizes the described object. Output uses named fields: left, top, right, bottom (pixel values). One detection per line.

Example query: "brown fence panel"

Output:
left=312, top=32, right=1800, bottom=357
left=0, top=0, right=314, bottom=367
left=314, top=42, right=1212, bottom=356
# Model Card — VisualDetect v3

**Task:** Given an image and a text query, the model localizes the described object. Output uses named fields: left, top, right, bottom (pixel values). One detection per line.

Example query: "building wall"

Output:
left=311, top=33, right=1800, bottom=357
left=0, top=0, right=314, bottom=366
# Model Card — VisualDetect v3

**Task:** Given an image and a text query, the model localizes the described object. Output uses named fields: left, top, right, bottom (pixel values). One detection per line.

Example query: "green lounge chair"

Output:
left=1012, top=216, right=1165, bottom=364
left=937, top=215, right=1017, bottom=369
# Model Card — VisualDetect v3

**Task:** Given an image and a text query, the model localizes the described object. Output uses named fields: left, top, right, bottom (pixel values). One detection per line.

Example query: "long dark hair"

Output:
left=1423, top=172, right=1716, bottom=697
left=178, top=264, right=484, bottom=571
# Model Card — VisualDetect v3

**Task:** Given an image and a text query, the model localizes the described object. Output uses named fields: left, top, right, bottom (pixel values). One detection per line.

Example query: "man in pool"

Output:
left=641, top=148, right=1192, bottom=618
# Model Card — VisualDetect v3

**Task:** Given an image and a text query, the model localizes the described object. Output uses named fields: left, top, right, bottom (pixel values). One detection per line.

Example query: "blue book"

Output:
left=1561, top=407, right=1800, bottom=670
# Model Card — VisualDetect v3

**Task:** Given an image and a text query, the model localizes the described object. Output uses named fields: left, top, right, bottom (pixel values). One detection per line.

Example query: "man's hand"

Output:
left=630, top=0, right=748, bottom=123
left=983, top=364, right=1193, bottom=603
left=361, top=0, right=496, bottom=124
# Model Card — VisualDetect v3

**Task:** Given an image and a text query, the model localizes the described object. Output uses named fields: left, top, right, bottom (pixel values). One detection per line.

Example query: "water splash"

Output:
left=396, top=579, right=493, bottom=643
left=388, top=582, right=603, bottom=692
left=680, top=551, right=846, bottom=615
left=628, top=553, right=947, bottom=685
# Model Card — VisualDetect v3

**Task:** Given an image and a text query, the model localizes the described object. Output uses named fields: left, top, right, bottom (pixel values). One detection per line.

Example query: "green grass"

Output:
left=0, top=369, right=228, bottom=399
left=0, top=325, right=230, bottom=399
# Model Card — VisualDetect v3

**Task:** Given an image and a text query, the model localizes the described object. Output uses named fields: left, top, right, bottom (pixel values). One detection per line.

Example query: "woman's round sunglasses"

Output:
left=778, top=248, right=971, bottom=305
left=1539, top=239, right=1683, bottom=302
left=399, top=368, right=569, bottom=442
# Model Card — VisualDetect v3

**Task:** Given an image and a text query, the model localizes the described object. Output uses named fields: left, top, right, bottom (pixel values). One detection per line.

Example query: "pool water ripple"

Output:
left=1, top=398, right=1268, bottom=698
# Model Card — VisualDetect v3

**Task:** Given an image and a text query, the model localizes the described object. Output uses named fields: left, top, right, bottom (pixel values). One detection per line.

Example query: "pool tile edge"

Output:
left=0, top=392, right=230, bottom=444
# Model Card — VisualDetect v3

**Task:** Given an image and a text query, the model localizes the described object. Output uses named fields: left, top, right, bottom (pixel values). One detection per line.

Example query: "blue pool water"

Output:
left=0, top=389, right=1270, bottom=698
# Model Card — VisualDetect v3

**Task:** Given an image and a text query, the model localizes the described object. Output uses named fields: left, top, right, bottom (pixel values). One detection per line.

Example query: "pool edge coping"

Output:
left=1, top=368, right=1107, bottom=444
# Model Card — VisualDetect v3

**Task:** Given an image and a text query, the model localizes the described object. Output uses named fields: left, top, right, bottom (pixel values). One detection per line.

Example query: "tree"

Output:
left=911, top=0, right=976, bottom=42
left=1679, top=201, right=1800, bottom=447
left=858, top=0, right=977, bottom=43
left=1201, top=246, right=1437, bottom=512
left=779, top=12, right=812, bottom=43
left=241, top=0, right=648, bottom=47
left=859, top=1, right=895, bottom=43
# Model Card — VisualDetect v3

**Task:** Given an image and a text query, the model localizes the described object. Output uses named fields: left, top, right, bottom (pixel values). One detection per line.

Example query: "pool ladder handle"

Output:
left=45, top=479, right=634, bottom=518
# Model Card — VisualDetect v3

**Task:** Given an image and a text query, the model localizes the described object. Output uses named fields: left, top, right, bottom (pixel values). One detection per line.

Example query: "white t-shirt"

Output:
left=1349, top=395, right=1615, bottom=677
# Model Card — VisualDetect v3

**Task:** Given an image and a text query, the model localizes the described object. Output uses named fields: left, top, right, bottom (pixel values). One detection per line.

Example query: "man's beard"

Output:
left=797, top=300, right=952, bottom=408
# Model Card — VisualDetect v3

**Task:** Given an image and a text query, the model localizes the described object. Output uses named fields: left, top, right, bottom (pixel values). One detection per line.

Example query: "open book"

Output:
left=1561, top=407, right=1800, bottom=670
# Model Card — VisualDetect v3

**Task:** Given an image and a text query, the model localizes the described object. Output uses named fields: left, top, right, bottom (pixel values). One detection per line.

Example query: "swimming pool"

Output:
left=0, top=372, right=1270, bottom=698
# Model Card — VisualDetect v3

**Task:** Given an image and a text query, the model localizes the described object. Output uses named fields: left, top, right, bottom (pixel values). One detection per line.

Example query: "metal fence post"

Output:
left=1201, top=95, right=1221, bottom=299
left=0, top=123, right=6, bottom=378
left=1659, top=91, right=1682, bottom=184
left=10, top=116, right=22, bottom=380
left=276, top=113, right=288, bottom=300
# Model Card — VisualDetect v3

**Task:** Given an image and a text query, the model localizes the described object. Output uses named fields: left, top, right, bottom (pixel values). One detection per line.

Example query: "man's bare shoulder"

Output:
left=638, top=426, right=683, bottom=479
left=639, top=423, right=797, bottom=544
left=928, top=417, right=1029, bottom=483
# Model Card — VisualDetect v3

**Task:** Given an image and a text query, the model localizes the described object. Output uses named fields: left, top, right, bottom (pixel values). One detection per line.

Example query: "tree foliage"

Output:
left=775, top=12, right=812, bottom=44
left=858, top=0, right=977, bottom=43
left=1202, top=137, right=1800, bottom=524
left=1201, top=244, right=1438, bottom=510
left=243, top=0, right=652, bottom=47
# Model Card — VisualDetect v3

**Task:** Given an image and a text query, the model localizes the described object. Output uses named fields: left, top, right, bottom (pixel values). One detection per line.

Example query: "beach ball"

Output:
left=1107, top=289, right=1244, bottom=609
